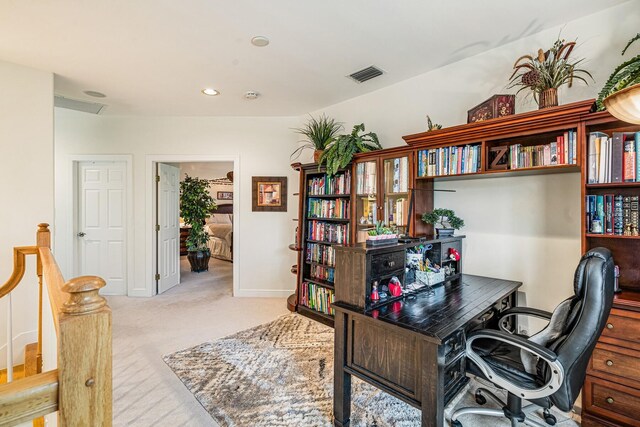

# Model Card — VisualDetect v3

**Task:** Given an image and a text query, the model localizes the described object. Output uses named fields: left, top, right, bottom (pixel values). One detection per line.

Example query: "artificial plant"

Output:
left=179, top=175, right=217, bottom=251
left=319, top=123, right=382, bottom=176
left=421, top=208, right=465, bottom=230
left=367, top=221, right=394, bottom=236
left=596, top=33, right=640, bottom=110
left=290, top=114, right=344, bottom=161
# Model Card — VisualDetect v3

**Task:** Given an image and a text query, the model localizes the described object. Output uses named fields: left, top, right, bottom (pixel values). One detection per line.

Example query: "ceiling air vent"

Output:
left=348, top=65, right=384, bottom=83
left=54, top=95, right=106, bottom=114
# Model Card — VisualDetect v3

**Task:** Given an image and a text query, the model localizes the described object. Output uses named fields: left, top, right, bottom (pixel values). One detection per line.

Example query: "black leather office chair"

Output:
left=451, top=247, right=615, bottom=427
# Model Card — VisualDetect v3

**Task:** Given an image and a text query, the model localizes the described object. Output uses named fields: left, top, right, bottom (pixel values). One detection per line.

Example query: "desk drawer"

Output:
left=443, top=330, right=465, bottom=364
left=444, top=356, right=465, bottom=392
left=371, top=251, right=405, bottom=278
left=589, top=343, right=640, bottom=384
left=601, top=309, right=640, bottom=346
left=584, top=376, right=640, bottom=427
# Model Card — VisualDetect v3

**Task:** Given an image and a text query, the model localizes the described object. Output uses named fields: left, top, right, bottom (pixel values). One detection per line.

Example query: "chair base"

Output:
left=451, top=388, right=554, bottom=427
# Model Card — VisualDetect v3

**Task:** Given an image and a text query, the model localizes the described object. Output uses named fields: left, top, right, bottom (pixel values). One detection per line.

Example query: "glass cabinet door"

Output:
left=383, top=155, right=410, bottom=236
left=355, top=160, right=378, bottom=242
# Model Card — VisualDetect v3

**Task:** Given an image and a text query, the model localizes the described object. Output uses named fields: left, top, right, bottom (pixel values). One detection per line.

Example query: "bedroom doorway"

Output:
left=154, top=160, right=235, bottom=295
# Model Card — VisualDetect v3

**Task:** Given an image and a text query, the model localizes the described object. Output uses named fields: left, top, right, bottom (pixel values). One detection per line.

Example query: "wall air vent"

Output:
left=54, top=95, right=106, bottom=114
left=348, top=65, right=384, bottom=83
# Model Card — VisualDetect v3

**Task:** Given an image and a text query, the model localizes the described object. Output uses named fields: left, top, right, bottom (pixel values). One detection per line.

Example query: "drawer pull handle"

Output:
left=606, top=397, right=614, bottom=404
left=606, top=360, right=614, bottom=367
left=606, top=323, right=614, bottom=329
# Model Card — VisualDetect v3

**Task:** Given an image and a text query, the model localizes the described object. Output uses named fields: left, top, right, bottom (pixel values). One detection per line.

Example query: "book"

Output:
left=587, top=133, right=597, bottom=183
left=614, top=195, right=624, bottom=235
left=598, top=136, right=608, bottom=183
left=595, top=195, right=605, bottom=234
left=632, top=196, right=639, bottom=233
left=624, top=134, right=637, bottom=182
left=586, top=195, right=596, bottom=232
left=611, top=132, right=624, bottom=183
left=623, top=196, right=631, bottom=233
left=636, top=132, right=640, bottom=182
left=605, top=194, right=614, bottom=235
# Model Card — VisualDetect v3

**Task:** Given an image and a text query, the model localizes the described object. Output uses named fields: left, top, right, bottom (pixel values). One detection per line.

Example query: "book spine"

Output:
left=624, top=134, right=637, bottom=182
left=623, top=196, right=631, bottom=234
left=632, top=196, right=639, bottom=234
left=605, top=194, right=614, bottom=235
left=596, top=195, right=605, bottom=234
left=612, top=133, right=624, bottom=183
left=636, top=132, right=640, bottom=182
left=614, top=195, right=624, bottom=235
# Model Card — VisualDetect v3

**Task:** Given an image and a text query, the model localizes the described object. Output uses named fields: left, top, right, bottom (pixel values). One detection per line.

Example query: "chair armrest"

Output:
left=466, top=329, right=563, bottom=400
left=498, top=307, right=552, bottom=334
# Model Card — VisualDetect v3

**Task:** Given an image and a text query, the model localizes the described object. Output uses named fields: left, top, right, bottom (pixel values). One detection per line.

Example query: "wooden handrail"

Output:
left=0, top=370, right=58, bottom=427
left=0, top=246, right=38, bottom=299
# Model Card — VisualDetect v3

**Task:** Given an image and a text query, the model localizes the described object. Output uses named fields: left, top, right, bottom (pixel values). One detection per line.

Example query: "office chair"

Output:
left=451, top=247, right=615, bottom=427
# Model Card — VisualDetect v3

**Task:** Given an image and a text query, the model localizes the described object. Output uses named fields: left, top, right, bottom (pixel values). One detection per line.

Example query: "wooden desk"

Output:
left=333, top=274, right=521, bottom=427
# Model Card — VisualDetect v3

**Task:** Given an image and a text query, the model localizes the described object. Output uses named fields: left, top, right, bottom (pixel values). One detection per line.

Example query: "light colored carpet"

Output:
left=108, top=257, right=288, bottom=426
left=164, top=313, right=579, bottom=427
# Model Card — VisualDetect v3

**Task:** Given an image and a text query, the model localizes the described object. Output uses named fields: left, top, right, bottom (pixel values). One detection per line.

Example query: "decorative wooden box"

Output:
left=467, top=94, right=515, bottom=123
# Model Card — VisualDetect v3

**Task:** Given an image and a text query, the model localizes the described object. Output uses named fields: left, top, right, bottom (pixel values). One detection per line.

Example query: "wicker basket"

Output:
left=415, top=270, right=445, bottom=286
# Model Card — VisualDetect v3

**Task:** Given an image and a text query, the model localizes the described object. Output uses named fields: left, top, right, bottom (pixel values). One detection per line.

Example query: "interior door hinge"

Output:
left=155, top=273, right=160, bottom=281
left=156, top=175, right=160, bottom=183
left=156, top=224, right=160, bottom=231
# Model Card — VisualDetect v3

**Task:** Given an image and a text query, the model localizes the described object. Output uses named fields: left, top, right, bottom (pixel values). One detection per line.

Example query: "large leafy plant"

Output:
left=290, top=114, right=343, bottom=160
left=421, top=208, right=464, bottom=230
left=508, top=37, right=592, bottom=105
left=319, top=123, right=382, bottom=176
left=180, top=175, right=217, bottom=251
left=596, top=33, right=640, bottom=110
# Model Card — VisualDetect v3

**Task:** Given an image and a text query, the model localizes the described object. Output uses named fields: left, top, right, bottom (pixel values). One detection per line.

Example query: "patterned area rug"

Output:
left=163, top=314, right=578, bottom=427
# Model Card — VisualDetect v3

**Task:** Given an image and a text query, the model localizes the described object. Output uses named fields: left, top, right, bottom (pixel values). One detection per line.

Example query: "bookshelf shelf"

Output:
left=306, top=217, right=350, bottom=222
left=304, top=277, right=335, bottom=289
left=297, top=305, right=334, bottom=327
left=586, top=182, right=640, bottom=189
left=585, top=234, right=640, bottom=239
left=307, top=194, right=351, bottom=198
left=305, top=261, right=336, bottom=269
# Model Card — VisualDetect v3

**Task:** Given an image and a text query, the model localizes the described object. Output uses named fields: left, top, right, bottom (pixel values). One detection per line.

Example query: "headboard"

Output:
left=214, top=204, right=233, bottom=214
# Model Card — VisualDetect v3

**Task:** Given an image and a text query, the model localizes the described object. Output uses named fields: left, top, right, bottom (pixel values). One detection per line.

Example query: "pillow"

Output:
left=207, top=213, right=232, bottom=224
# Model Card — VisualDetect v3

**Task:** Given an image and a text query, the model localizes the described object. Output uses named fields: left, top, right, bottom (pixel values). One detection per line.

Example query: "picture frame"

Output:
left=252, top=176, right=287, bottom=212
left=217, top=191, right=233, bottom=201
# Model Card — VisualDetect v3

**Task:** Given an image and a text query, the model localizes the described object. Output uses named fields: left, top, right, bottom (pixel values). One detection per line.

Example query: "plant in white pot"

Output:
left=421, top=208, right=464, bottom=237
left=366, top=221, right=398, bottom=246
left=180, top=175, right=217, bottom=272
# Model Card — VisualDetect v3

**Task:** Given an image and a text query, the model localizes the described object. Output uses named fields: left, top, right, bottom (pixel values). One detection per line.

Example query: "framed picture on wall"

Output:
left=252, top=176, right=287, bottom=212
left=217, top=191, right=233, bottom=201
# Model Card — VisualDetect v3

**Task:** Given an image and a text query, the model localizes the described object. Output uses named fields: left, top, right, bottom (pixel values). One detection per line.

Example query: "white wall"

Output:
left=0, top=60, right=53, bottom=368
left=179, top=161, right=234, bottom=205
left=54, top=112, right=299, bottom=297
left=309, top=1, right=639, bottom=314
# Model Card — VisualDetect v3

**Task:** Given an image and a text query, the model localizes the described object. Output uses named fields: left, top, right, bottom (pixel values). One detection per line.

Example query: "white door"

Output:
left=77, top=161, right=127, bottom=295
left=157, top=163, right=180, bottom=293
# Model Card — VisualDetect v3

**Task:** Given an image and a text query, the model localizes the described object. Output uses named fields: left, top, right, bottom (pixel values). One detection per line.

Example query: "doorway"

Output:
left=151, top=157, right=238, bottom=296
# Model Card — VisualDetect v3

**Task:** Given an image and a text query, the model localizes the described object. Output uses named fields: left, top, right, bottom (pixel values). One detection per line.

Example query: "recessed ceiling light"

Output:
left=84, top=90, right=106, bottom=98
left=202, top=88, right=220, bottom=96
left=244, top=91, right=259, bottom=100
left=251, top=36, right=270, bottom=47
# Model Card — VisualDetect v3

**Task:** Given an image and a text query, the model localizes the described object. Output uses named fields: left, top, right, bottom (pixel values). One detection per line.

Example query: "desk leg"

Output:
left=420, top=341, right=443, bottom=427
left=333, top=311, right=351, bottom=427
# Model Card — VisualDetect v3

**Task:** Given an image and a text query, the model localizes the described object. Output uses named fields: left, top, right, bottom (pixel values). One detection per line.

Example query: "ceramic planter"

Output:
left=187, top=249, right=211, bottom=272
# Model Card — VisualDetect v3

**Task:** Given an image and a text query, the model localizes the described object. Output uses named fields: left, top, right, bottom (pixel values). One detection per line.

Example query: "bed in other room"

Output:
left=205, top=204, right=233, bottom=261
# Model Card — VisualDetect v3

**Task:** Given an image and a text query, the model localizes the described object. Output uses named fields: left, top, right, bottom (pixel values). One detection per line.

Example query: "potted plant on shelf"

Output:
left=508, top=37, right=593, bottom=109
left=180, top=175, right=217, bottom=272
left=291, top=114, right=344, bottom=163
left=366, top=221, right=398, bottom=246
left=421, top=208, right=464, bottom=237
left=319, top=123, right=383, bottom=176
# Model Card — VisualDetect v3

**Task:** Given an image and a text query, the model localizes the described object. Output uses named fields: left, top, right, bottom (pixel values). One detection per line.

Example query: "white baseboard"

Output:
left=234, top=289, right=293, bottom=298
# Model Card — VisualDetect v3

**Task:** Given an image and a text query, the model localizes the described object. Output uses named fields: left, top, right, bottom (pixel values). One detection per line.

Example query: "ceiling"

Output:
left=0, top=0, right=627, bottom=116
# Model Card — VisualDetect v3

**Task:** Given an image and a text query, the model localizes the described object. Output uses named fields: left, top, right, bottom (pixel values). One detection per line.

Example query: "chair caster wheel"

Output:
left=543, top=409, right=556, bottom=426
left=475, top=391, right=487, bottom=405
left=451, top=420, right=463, bottom=427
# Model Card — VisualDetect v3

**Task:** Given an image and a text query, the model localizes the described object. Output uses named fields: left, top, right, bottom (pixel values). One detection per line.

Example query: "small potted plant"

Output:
left=508, top=37, right=593, bottom=109
left=319, top=123, right=382, bottom=176
left=291, top=114, right=344, bottom=163
left=180, top=175, right=217, bottom=272
left=421, top=208, right=464, bottom=237
left=366, top=221, right=398, bottom=246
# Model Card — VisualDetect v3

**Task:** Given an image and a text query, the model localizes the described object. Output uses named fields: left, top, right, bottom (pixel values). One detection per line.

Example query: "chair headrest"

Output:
left=573, top=247, right=613, bottom=297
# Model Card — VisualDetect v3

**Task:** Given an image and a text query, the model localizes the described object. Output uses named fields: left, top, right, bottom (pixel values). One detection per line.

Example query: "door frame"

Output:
left=146, top=155, right=240, bottom=297
left=65, top=154, right=134, bottom=295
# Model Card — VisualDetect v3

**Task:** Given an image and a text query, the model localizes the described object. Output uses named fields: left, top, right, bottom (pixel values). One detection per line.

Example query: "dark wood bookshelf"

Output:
left=304, top=277, right=335, bottom=289
left=305, top=260, right=336, bottom=269
left=585, top=234, right=640, bottom=239
left=307, top=193, right=351, bottom=198
left=306, top=239, right=342, bottom=245
left=306, top=217, right=350, bottom=222
left=586, top=182, right=640, bottom=189
left=297, top=305, right=334, bottom=327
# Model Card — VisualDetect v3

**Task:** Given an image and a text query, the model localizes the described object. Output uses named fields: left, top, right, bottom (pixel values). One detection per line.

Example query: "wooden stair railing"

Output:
left=0, top=224, right=112, bottom=426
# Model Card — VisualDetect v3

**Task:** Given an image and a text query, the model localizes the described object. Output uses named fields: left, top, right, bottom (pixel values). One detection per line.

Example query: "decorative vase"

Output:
left=187, top=249, right=210, bottom=272
left=603, top=83, right=640, bottom=125
left=538, top=88, right=558, bottom=109
left=313, top=150, right=324, bottom=163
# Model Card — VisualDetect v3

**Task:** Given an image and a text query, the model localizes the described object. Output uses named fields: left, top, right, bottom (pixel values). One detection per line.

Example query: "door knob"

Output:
left=77, top=232, right=86, bottom=237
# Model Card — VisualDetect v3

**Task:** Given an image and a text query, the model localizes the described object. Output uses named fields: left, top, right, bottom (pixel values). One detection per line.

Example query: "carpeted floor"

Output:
left=164, top=314, right=579, bottom=427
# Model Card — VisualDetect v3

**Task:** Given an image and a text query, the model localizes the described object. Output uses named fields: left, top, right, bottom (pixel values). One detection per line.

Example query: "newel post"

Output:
left=58, top=276, right=112, bottom=426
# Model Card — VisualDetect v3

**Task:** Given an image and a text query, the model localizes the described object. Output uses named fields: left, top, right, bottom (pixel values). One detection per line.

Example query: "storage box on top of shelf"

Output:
left=467, top=95, right=515, bottom=123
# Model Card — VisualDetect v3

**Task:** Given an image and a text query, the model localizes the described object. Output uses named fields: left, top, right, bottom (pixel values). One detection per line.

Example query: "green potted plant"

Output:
left=597, top=33, right=640, bottom=113
left=366, top=221, right=398, bottom=246
left=319, top=123, right=383, bottom=176
left=421, top=208, right=464, bottom=237
left=180, top=175, right=217, bottom=272
left=291, top=114, right=344, bottom=163
left=508, top=37, right=593, bottom=109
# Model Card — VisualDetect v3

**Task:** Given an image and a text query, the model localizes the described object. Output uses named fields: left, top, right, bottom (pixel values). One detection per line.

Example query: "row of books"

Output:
left=300, top=282, right=335, bottom=316
left=586, top=194, right=639, bottom=235
left=418, top=144, right=481, bottom=177
left=509, top=134, right=577, bottom=170
left=587, top=132, right=640, bottom=184
left=310, top=264, right=335, bottom=283
left=355, top=161, right=377, bottom=195
left=384, top=197, right=408, bottom=227
left=307, top=198, right=350, bottom=219
left=306, top=242, right=336, bottom=267
left=307, top=171, right=351, bottom=196
left=387, top=157, right=409, bottom=193
left=307, top=220, right=350, bottom=244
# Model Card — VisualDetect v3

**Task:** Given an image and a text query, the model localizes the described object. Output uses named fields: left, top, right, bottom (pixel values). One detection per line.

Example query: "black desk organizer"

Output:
left=334, top=235, right=464, bottom=312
